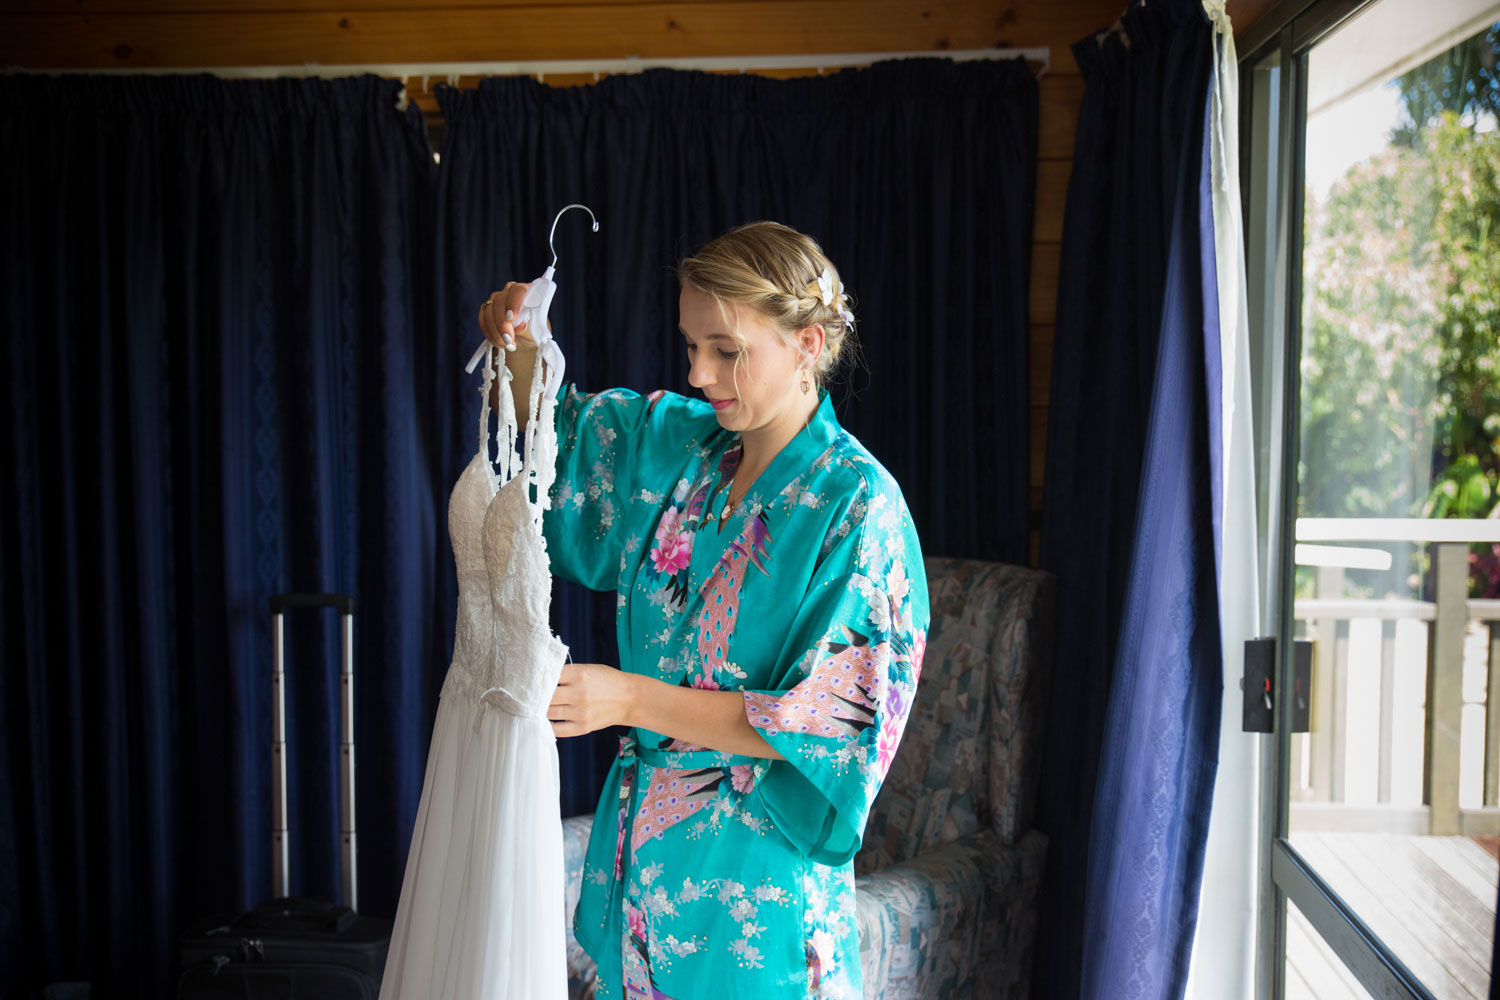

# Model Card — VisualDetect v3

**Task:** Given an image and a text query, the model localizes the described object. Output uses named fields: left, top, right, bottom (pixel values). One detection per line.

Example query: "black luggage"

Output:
left=176, top=896, right=389, bottom=998
left=176, top=593, right=392, bottom=999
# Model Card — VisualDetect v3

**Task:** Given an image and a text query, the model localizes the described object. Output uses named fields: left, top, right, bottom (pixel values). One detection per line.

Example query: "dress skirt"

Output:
left=379, top=691, right=567, bottom=1000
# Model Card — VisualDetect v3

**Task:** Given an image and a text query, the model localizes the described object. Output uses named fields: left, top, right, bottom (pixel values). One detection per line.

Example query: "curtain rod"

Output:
left=11, top=48, right=1051, bottom=85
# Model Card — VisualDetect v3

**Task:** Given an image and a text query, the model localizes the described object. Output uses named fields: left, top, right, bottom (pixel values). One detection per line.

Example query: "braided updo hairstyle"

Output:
left=676, top=221, right=858, bottom=388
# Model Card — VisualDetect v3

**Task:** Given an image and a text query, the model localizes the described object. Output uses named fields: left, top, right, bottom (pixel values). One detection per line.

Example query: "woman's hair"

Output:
left=676, top=221, right=858, bottom=387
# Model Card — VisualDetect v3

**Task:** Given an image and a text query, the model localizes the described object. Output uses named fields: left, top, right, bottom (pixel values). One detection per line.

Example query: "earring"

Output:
left=800, top=370, right=811, bottom=395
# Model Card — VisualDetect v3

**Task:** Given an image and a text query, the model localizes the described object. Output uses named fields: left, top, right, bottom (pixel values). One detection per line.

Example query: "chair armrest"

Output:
left=855, top=826, right=1047, bottom=1000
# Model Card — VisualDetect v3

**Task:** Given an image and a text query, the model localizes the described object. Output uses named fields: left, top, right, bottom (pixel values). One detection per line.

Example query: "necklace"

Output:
left=719, top=474, right=741, bottom=522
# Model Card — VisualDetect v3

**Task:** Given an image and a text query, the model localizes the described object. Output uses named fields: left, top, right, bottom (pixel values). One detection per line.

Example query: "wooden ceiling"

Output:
left=4, top=0, right=1150, bottom=74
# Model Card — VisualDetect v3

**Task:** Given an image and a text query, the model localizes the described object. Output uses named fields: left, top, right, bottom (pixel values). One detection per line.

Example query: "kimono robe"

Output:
left=543, top=384, right=929, bottom=1000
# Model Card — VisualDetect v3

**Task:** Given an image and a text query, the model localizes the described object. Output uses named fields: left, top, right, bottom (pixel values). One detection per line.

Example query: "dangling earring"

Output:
left=800, top=370, right=811, bottom=395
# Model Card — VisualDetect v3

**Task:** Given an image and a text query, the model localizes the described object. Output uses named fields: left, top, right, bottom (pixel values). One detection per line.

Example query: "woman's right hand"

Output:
left=476, top=281, right=536, bottom=353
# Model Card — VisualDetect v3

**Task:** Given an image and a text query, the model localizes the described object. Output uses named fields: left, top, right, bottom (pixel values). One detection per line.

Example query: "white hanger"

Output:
left=465, top=203, right=601, bottom=387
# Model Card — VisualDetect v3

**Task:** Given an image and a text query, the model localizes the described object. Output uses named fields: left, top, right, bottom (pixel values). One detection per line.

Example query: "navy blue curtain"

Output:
left=1, top=75, right=439, bottom=996
left=1033, top=3, right=1223, bottom=999
left=433, top=59, right=1038, bottom=815
left=1, top=59, right=1036, bottom=998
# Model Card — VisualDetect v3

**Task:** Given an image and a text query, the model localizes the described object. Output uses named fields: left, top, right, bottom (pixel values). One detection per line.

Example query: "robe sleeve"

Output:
left=543, top=384, right=708, bottom=592
left=743, top=483, right=929, bottom=866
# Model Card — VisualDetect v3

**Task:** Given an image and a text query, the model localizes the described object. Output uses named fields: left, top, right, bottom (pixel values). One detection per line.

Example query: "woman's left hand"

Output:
left=548, top=663, right=636, bottom=737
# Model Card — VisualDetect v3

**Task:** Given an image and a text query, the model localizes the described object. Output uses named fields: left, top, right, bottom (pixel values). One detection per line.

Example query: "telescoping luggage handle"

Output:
left=269, top=592, right=359, bottom=912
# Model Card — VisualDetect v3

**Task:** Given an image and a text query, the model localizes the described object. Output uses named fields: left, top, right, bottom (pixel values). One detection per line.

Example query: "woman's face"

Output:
left=678, top=285, right=809, bottom=440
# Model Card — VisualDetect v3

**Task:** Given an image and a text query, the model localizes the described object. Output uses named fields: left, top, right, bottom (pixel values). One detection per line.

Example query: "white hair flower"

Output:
left=811, top=266, right=853, bottom=327
left=817, top=266, right=839, bottom=307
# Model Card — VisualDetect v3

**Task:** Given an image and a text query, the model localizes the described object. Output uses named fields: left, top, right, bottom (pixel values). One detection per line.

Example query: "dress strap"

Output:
left=476, top=333, right=560, bottom=515
left=476, top=345, right=518, bottom=488
left=517, top=338, right=563, bottom=521
left=477, top=344, right=494, bottom=462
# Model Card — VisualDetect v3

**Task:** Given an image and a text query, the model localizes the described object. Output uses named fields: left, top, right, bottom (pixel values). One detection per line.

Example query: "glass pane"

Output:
left=1291, top=1, right=1500, bottom=995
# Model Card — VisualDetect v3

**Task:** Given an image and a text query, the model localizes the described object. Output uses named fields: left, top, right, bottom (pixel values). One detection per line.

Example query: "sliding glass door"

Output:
left=1242, top=2, right=1500, bottom=998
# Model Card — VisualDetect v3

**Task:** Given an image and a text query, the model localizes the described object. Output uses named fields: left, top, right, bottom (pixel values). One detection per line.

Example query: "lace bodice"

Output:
left=442, top=346, right=568, bottom=718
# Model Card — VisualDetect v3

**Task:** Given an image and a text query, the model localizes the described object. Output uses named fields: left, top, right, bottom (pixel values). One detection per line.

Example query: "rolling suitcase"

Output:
left=176, top=593, right=392, bottom=999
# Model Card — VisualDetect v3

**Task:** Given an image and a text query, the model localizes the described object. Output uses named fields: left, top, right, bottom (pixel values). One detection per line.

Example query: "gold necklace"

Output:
left=720, top=474, right=740, bottom=521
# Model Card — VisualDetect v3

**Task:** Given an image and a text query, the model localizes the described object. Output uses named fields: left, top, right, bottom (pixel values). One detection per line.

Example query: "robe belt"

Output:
left=612, top=731, right=759, bottom=876
left=628, top=737, right=758, bottom=770
left=599, top=731, right=760, bottom=961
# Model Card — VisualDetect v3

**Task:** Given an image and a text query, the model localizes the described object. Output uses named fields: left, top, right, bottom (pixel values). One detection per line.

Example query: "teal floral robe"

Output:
left=543, top=384, right=929, bottom=1000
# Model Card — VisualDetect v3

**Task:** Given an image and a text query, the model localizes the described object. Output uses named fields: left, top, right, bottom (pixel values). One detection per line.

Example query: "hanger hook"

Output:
left=548, top=203, right=600, bottom=267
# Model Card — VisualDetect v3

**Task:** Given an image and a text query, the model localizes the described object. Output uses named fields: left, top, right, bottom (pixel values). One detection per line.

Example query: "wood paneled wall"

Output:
left=0, top=0, right=1274, bottom=565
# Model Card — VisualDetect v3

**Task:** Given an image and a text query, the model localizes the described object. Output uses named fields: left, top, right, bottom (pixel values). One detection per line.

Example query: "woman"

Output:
left=478, top=221, right=928, bottom=999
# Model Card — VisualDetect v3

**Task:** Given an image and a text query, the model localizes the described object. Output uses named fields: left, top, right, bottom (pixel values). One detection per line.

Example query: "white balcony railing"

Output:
left=1289, top=519, right=1500, bottom=837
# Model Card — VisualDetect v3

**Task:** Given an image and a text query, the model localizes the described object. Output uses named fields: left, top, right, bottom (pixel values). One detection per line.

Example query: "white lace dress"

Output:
left=379, top=346, right=569, bottom=1000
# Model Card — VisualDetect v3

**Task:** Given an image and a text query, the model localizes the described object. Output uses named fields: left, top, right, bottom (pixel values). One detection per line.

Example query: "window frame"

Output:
left=1239, top=2, right=1456, bottom=997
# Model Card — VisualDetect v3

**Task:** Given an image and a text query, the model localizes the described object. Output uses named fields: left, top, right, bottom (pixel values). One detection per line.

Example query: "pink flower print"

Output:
left=689, top=670, right=720, bottom=691
left=627, top=902, right=648, bottom=942
left=654, top=504, right=684, bottom=544
left=650, top=532, right=693, bottom=575
left=649, top=506, right=694, bottom=575
left=876, top=714, right=904, bottom=776
left=730, top=764, right=757, bottom=794
left=908, top=630, right=927, bottom=679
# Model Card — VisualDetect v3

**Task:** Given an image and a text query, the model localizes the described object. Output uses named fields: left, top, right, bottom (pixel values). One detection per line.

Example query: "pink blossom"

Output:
left=627, top=903, right=647, bottom=941
left=649, top=529, right=693, bottom=575
left=689, top=671, right=720, bottom=691
left=876, top=715, right=904, bottom=775
left=1473, top=545, right=1500, bottom=599
left=909, top=631, right=927, bottom=680
left=730, top=764, right=757, bottom=793
left=654, top=505, right=684, bottom=545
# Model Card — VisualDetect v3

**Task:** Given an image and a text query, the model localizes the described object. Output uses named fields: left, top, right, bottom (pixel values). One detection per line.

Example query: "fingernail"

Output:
left=503, top=333, right=515, bottom=349
left=505, top=309, right=514, bottom=321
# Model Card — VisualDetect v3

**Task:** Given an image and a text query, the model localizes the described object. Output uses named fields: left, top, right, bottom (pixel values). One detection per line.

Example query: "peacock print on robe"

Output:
left=544, top=384, right=927, bottom=1000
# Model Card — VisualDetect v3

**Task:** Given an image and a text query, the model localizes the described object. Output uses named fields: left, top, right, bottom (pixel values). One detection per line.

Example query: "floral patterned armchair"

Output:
left=562, top=557, right=1056, bottom=999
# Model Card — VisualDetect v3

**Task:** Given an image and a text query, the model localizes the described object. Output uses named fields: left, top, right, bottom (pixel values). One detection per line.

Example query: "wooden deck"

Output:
left=1285, top=834, right=1498, bottom=999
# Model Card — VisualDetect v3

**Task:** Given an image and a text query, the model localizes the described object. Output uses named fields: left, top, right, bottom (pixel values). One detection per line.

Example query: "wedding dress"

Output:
left=379, top=342, right=569, bottom=1000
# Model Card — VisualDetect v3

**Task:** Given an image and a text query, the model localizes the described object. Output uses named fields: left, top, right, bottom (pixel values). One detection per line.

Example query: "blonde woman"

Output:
left=480, top=221, right=928, bottom=999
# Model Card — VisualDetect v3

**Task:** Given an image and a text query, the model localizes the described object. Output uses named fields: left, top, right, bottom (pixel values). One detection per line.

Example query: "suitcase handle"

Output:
left=269, top=592, right=359, bottom=912
left=270, top=592, right=355, bottom=615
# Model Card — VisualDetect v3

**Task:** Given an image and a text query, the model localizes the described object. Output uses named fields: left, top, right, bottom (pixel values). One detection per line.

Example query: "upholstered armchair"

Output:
left=562, top=557, right=1056, bottom=999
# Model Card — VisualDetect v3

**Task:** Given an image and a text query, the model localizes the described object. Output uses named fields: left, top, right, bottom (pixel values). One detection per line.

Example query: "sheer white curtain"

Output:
left=1187, top=3, right=1263, bottom=999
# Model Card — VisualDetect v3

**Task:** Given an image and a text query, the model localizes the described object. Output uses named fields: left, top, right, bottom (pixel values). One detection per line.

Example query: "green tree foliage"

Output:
left=1392, top=23, right=1500, bottom=148
left=1301, top=51, right=1500, bottom=593
left=1420, top=116, right=1500, bottom=523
